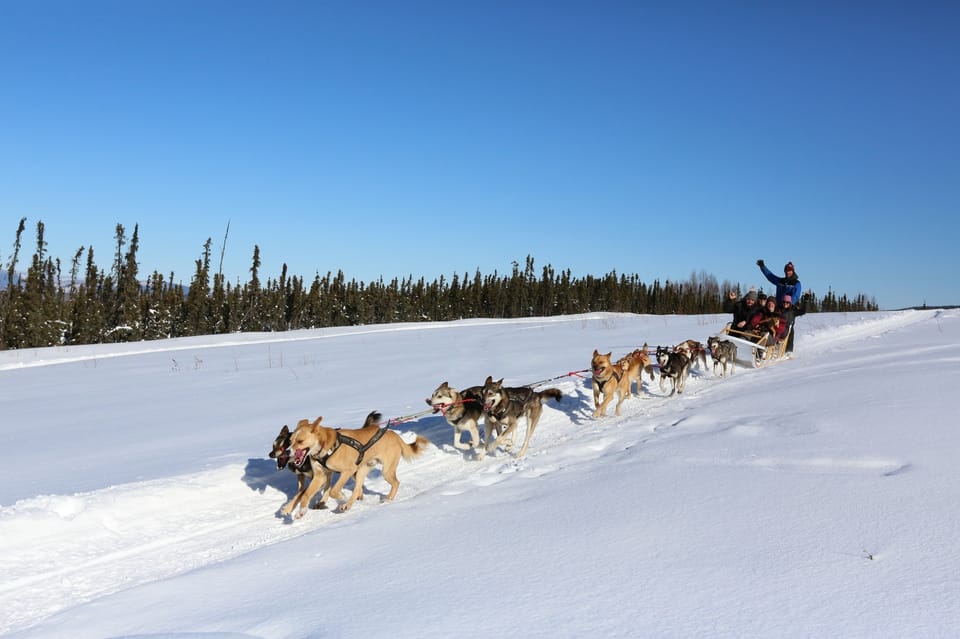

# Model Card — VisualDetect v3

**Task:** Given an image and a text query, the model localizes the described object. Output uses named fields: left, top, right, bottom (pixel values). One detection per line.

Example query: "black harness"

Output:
left=316, top=428, right=386, bottom=468
left=594, top=368, right=622, bottom=385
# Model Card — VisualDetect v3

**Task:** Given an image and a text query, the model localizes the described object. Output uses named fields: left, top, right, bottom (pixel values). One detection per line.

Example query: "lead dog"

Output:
left=592, top=346, right=655, bottom=417
left=656, top=346, right=691, bottom=395
left=707, top=336, right=737, bottom=378
left=269, top=419, right=342, bottom=515
left=481, top=376, right=563, bottom=457
left=286, top=411, right=430, bottom=516
left=426, top=382, right=490, bottom=457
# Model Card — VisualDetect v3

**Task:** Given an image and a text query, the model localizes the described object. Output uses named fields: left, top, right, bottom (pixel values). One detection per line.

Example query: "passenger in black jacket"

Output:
left=723, top=288, right=758, bottom=334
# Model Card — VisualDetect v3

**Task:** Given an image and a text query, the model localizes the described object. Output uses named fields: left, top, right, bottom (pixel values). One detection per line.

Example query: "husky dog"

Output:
left=426, top=382, right=489, bottom=457
left=480, top=376, right=563, bottom=457
left=674, top=339, right=708, bottom=371
left=269, top=419, right=341, bottom=515
left=285, top=412, right=429, bottom=517
left=655, top=346, right=691, bottom=395
left=592, top=346, right=655, bottom=417
left=707, top=336, right=737, bottom=378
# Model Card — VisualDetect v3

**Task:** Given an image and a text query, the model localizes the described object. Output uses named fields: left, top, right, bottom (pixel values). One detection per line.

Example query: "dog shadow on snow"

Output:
left=241, top=456, right=400, bottom=520
left=241, top=457, right=299, bottom=497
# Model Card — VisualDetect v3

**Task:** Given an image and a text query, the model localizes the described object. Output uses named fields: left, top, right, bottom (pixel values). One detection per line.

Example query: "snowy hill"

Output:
left=1, top=310, right=958, bottom=638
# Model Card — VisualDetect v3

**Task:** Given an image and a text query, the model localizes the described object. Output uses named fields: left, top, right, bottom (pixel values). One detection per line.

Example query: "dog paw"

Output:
left=337, top=503, right=352, bottom=513
left=309, top=501, right=328, bottom=510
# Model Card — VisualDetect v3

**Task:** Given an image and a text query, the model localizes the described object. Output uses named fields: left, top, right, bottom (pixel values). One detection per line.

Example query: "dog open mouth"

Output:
left=275, top=450, right=291, bottom=470
left=292, top=447, right=309, bottom=467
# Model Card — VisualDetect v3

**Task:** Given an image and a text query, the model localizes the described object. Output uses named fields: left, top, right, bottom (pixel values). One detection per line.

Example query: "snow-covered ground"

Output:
left=1, top=310, right=958, bottom=638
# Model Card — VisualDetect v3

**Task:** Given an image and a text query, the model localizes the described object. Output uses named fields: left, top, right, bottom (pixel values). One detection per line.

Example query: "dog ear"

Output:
left=280, top=424, right=289, bottom=435
left=485, top=375, right=493, bottom=384
left=605, top=351, right=612, bottom=358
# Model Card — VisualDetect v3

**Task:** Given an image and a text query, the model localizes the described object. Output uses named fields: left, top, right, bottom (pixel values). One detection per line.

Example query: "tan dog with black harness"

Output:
left=285, top=411, right=430, bottom=517
left=591, top=345, right=655, bottom=417
left=269, top=418, right=343, bottom=515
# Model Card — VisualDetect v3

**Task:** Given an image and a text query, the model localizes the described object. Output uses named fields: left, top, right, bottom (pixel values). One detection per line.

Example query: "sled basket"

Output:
left=712, top=323, right=791, bottom=368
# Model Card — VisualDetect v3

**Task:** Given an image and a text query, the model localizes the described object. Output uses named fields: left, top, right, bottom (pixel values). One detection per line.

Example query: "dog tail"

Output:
left=645, top=363, right=656, bottom=381
left=400, top=435, right=431, bottom=462
left=537, top=388, right=563, bottom=404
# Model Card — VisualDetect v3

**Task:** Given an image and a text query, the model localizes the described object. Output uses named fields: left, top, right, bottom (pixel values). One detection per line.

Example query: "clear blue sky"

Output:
left=1, top=1, right=957, bottom=309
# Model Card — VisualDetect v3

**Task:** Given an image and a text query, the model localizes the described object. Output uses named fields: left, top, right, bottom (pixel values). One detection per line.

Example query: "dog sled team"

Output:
left=271, top=338, right=751, bottom=519
left=268, top=258, right=805, bottom=519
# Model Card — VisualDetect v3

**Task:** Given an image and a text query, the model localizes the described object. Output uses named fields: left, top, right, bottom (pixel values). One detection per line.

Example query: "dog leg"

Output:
left=463, top=421, right=484, bottom=459
left=294, top=471, right=331, bottom=519
left=614, top=389, right=627, bottom=416
left=486, top=418, right=519, bottom=454
left=281, top=474, right=309, bottom=516
left=380, top=456, right=402, bottom=502
left=319, top=471, right=353, bottom=515
left=595, top=388, right=613, bottom=417
left=516, top=406, right=543, bottom=458
left=339, top=464, right=373, bottom=512
left=465, top=422, right=480, bottom=450
left=482, top=417, right=499, bottom=450
left=452, top=426, right=471, bottom=450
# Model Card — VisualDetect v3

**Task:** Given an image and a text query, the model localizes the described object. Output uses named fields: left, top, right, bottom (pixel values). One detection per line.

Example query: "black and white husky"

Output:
left=655, top=346, right=690, bottom=395
left=707, top=336, right=737, bottom=378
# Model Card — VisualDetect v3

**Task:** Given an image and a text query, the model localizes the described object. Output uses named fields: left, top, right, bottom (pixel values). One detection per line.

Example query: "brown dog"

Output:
left=592, top=345, right=655, bottom=417
left=286, top=411, right=430, bottom=517
left=674, top=339, right=708, bottom=371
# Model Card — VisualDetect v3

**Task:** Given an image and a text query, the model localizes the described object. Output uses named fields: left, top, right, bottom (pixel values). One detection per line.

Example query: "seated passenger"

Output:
left=723, top=288, right=758, bottom=334
left=778, top=294, right=807, bottom=356
left=748, top=295, right=787, bottom=345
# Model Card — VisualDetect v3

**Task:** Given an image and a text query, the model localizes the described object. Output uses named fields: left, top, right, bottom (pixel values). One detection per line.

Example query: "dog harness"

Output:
left=317, top=428, right=387, bottom=468
left=594, top=368, right=622, bottom=384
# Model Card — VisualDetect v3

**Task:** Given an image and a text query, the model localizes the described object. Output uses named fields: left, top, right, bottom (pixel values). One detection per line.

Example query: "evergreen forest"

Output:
left=0, top=218, right=878, bottom=350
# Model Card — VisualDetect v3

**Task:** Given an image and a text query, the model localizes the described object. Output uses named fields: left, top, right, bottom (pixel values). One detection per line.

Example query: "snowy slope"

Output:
left=1, top=310, right=958, bottom=638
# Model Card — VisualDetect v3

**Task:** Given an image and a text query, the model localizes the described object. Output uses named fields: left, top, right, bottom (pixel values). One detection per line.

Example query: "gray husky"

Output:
left=707, top=336, right=737, bottom=378
left=480, top=376, right=563, bottom=458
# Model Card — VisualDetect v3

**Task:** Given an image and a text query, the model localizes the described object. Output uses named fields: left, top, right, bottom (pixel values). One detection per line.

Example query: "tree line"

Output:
left=0, top=218, right=878, bottom=350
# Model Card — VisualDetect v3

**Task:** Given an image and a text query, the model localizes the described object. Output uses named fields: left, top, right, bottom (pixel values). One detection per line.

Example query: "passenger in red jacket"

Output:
left=749, top=295, right=787, bottom=343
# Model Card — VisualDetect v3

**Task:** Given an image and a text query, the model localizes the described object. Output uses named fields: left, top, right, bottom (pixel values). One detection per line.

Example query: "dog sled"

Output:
left=712, top=323, right=791, bottom=368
